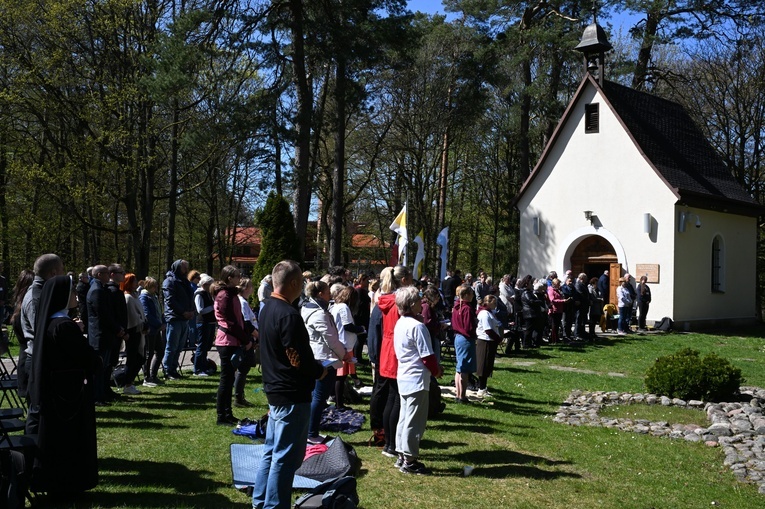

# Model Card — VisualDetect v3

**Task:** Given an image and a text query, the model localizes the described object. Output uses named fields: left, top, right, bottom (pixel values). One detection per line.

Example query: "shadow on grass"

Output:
left=420, top=438, right=469, bottom=450
left=439, top=449, right=579, bottom=480
left=501, top=350, right=554, bottom=360
left=37, top=457, right=235, bottom=508
left=134, top=389, right=217, bottom=409
left=94, top=409, right=187, bottom=430
left=486, top=398, right=557, bottom=417
left=428, top=412, right=534, bottom=435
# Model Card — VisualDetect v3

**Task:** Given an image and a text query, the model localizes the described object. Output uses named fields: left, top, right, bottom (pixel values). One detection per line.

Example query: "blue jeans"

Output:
left=194, top=322, right=215, bottom=374
left=308, top=367, right=336, bottom=438
left=618, top=306, right=630, bottom=332
left=163, top=319, right=188, bottom=375
left=186, top=318, right=198, bottom=348
left=252, top=403, right=311, bottom=509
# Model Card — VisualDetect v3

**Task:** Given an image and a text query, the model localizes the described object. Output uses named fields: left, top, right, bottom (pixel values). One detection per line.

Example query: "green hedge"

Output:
left=644, top=348, right=743, bottom=402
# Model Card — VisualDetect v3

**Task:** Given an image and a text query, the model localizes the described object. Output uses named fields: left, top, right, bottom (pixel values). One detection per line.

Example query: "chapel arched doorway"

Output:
left=569, top=235, right=617, bottom=281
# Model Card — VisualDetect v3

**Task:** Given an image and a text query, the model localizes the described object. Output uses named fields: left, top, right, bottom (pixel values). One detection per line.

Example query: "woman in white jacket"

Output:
left=301, top=280, right=351, bottom=444
left=330, top=284, right=364, bottom=410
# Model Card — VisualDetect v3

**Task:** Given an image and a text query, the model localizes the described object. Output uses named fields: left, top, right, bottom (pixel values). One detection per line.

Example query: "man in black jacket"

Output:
left=87, top=265, right=126, bottom=404
left=162, top=260, right=195, bottom=379
left=252, top=260, right=327, bottom=509
left=574, top=273, right=590, bottom=340
left=598, top=270, right=610, bottom=305
left=105, top=264, right=127, bottom=384
left=441, top=269, right=462, bottom=312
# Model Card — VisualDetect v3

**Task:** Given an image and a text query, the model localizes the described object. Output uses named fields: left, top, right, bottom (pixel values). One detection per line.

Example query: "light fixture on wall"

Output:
left=533, top=216, right=540, bottom=236
left=643, top=213, right=652, bottom=235
left=584, top=210, right=593, bottom=224
left=678, top=211, right=701, bottom=233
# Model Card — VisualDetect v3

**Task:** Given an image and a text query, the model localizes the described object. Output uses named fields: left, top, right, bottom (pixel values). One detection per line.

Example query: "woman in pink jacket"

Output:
left=546, top=279, right=568, bottom=344
left=212, top=265, right=252, bottom=425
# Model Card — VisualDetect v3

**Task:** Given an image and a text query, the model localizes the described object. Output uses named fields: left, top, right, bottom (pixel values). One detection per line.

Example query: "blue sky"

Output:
left=406, top=0, right=643, bottom=34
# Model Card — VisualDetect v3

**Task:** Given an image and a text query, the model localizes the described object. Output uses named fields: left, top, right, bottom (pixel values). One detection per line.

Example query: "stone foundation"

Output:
left=553, top=387, right=765, bottom=494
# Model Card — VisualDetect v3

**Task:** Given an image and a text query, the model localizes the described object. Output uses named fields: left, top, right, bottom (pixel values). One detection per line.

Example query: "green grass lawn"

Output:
left=31, top=326, right=765, bottom=508
left=598, top=403, right=707, bottom=426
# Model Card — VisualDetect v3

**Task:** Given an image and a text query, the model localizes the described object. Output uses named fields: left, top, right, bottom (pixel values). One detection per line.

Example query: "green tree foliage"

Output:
left=252, top=192, right=301, bottom=284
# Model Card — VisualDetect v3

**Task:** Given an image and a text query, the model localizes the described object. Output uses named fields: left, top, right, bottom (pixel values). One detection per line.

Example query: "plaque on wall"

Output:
left=635, top=264, right=659, bottom=283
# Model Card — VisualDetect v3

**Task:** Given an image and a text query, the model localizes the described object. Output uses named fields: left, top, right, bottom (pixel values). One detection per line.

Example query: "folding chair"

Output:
left=0, top=351, right=24, bottom=412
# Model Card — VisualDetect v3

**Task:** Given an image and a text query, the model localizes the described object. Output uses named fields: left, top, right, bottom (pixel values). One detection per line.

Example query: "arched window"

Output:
left=711, top=235, right=724, bottom=292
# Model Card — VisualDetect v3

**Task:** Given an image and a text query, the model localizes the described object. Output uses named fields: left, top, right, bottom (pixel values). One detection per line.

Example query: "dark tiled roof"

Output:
left=604, top=80, right=757, bottom=206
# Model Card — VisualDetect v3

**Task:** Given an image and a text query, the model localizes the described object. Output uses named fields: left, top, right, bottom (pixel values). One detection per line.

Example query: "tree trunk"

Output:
left=519, top=56, right=532, bottom=180
left=272, top=102, right=283, bottom=196
left=329, top=57, right=346, bottom=267
left=289, top=0, right=313, bottom=259
left=632, top=11, right=660, bottom=91
left=165, top=101, right=180, bottom=270
left=0, top=135, right=8, bottom=281
left=437, top=84, right=452, bottom=234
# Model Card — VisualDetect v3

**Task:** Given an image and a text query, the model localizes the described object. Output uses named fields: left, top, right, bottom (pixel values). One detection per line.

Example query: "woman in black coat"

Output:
left=26, top=275, right=100, bottom=494
left=521, top=281, right=547, bottom=348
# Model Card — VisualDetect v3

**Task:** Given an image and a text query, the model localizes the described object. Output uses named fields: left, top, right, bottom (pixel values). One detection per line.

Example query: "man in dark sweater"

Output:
left=252, top=260, right=327, bottom=509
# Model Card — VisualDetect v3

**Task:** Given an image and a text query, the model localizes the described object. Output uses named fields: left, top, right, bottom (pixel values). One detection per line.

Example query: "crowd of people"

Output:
left=8, top=252, right=651, bottom=507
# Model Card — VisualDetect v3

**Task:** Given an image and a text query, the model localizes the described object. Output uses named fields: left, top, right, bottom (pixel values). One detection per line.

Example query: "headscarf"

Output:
left=27, top=276, right=73, bottom=415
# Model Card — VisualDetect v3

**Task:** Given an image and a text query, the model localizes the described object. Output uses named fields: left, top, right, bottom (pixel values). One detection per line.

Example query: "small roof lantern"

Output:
left=575, top=22, right=613, bottom=54
left=574, top=19, right=612, bottom=85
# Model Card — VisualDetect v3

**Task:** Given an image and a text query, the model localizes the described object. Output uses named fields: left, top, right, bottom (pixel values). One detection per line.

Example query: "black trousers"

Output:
left=234, top=348, right=256, bottom=398
left=638, top=302, right=650, bottom=329
left=381, top=377, right=400, bottom=452
left=144, top=331, right=165, bottom=378
left=369, top=368, right=389, bottom=430
left=216, top=345, right=238, bottom=417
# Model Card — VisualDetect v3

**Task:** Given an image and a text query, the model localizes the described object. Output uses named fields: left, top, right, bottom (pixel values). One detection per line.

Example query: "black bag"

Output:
left=428, top=376, right=445, bottom=419
left=0, top=448, right=33, bottom=509
left=112, top=365, right=128, bottom=388
left=293, top=476, right=358, bottom=509
left=655, top=317, right=673, bottom=331
left=296, top=436, right=360, bottom=481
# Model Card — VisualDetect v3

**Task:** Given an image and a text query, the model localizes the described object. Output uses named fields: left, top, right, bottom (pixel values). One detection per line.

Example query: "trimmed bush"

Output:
left=252, top=192, right=302, bottom=287
left=644, top=348, right=744, bottom=402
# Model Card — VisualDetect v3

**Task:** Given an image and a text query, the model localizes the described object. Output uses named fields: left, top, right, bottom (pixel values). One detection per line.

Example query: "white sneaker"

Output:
left=123, top=385, right=142, bottom=395
left=477, top=389, right=493, bottom=398
left=142, top=378, right=158, bottom=388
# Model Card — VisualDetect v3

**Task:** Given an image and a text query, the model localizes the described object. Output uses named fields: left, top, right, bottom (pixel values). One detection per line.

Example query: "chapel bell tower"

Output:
left=574, top=11, right=613, bottom=86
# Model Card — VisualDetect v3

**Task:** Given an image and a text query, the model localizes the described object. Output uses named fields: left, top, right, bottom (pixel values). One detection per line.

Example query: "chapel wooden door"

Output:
left=609, top=263, right=622, bottom=305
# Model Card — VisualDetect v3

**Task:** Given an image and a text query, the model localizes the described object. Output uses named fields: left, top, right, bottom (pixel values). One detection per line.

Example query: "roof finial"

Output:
left=592, top=1, right=598, bottom=24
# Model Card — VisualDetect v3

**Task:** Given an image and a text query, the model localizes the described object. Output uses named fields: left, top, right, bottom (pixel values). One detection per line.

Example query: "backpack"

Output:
left=293, top=476, right=358, bottom=509
left=655, top=317, right=673, bottom=331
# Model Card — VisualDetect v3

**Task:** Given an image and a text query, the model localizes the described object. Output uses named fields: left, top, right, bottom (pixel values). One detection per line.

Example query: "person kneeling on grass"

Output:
left=393, top=286, right=443, bottom=475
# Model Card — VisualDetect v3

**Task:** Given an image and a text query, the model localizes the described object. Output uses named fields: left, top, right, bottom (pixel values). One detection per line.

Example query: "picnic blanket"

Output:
left=231, top=444, right=321, bottom=490
left=230, top=436, right=360, bottom=490
left=320, top=406, right=365, bottom=434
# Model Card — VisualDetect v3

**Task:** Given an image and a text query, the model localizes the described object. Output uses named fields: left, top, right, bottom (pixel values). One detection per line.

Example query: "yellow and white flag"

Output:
left=413, top=229, right=425, bottom=280
left=389, top=203, right=407, bottom=265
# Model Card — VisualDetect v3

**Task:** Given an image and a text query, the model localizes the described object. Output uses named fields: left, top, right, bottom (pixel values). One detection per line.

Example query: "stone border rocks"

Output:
left=553, top=386, right=765, bottom=494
